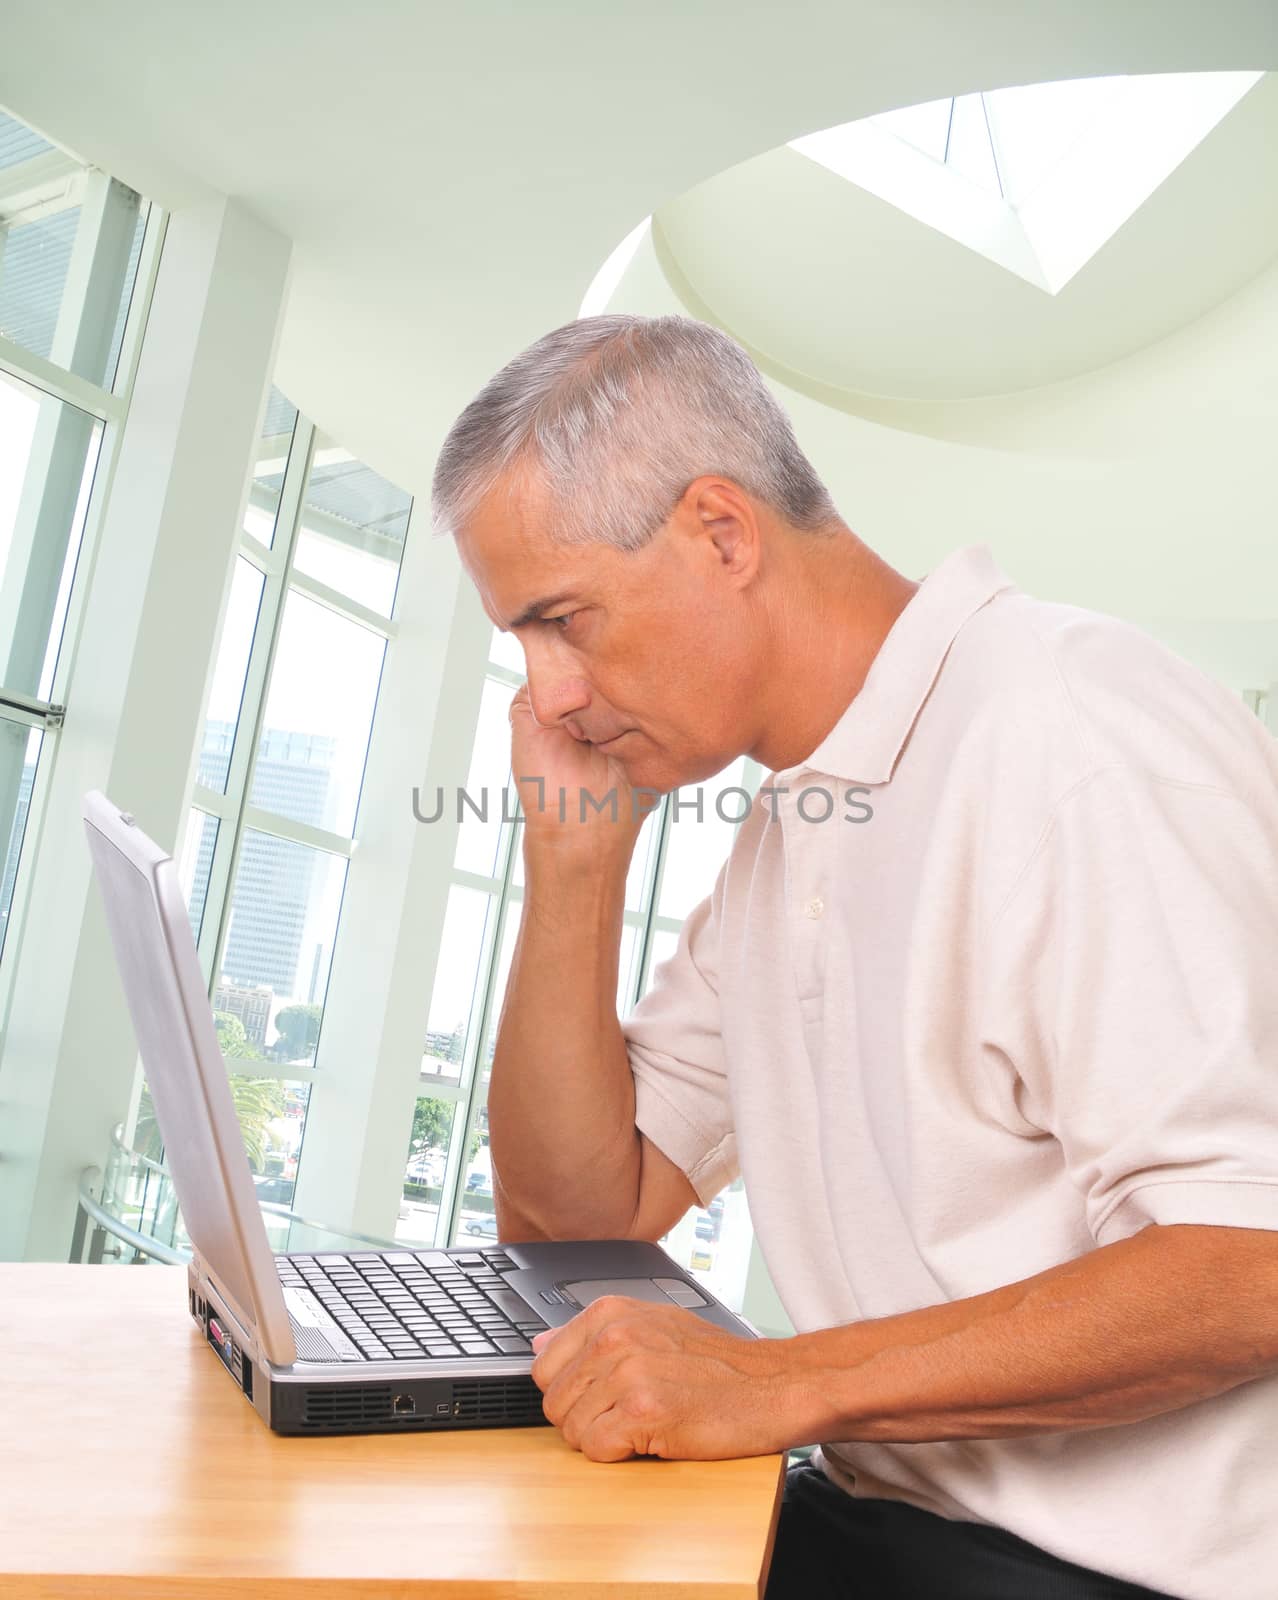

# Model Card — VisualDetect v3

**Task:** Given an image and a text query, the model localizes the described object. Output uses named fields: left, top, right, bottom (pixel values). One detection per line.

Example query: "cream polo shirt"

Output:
left=623, top=543, right=1278, bottom=1600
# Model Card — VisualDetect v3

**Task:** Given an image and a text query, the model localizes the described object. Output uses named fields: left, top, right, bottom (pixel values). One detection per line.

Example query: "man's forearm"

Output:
left=780, top=1223, right=1278, bottom=1447
left=488, top=845, right=641, bottom=1240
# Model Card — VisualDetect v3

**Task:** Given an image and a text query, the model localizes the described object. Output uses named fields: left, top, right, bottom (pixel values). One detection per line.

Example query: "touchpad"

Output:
left=560, top=1277, right=709, bottom=1310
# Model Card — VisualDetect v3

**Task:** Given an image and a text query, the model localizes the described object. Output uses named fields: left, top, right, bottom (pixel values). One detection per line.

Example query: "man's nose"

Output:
left=524, top=652, right=591, bottom=730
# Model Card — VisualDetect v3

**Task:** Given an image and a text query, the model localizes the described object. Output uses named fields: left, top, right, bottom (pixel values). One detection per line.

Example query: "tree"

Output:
left=408, top=1097, right=482, bottom=1167
left=214, top=1011, right=262, bottom=1060
left=229, top=1076, right=287, bottom=1172
left=272, top=1003, right=323, bottom=1062
left=134, top=1074, right=285, bottom=1173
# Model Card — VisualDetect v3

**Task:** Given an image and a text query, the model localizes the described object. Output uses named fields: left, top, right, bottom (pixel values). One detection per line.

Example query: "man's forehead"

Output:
left=458, top=496, right=585, bottom=629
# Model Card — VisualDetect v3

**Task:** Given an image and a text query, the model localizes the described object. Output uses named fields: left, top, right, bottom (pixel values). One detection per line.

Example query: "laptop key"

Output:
left=488, top=1289, right=539, bottom=1321
left=493, top=1334, right=532, bottom=1354
left=458, top=1338, right=495, bottom=1354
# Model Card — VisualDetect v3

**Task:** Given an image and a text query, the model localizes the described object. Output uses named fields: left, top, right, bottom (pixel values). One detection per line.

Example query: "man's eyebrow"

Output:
left=505, top=591, right=578, bottom=630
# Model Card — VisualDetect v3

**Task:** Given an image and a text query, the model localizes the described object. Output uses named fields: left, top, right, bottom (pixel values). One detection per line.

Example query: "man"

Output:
left=430, top=313, right=1278, bottom=1600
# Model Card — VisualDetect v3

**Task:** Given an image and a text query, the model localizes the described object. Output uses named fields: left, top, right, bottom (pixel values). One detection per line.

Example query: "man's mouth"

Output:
left=595, top=730, right=632, bottom=750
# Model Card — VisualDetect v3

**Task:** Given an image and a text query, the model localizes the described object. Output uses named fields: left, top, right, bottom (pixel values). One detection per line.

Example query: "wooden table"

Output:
left=0, top=1265, right=785, bottom=1597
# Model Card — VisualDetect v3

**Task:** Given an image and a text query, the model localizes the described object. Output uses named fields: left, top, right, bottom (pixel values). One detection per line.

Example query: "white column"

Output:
left=0, top=198, right=291, bottom=1261
left=291, top=536, right=491, bottom=1241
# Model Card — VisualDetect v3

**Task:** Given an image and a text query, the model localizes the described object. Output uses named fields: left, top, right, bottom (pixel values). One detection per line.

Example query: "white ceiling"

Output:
left=1, top=3, right=1277, bottom=496
left=654, top=70, right=1278, bottom=402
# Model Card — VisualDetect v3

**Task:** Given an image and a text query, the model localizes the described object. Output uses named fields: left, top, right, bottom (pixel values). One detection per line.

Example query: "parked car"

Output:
left=464, top=1172, right=491, bottom=1194
left=695, top=1194, right=725, bottom=1242
left=464, top=1214, right=499, bottom=1238
left=252, top=1173, right=294, bottom=1205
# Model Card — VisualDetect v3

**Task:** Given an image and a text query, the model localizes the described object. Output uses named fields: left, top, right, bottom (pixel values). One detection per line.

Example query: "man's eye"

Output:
left=546, top=612, right=575, bottom=630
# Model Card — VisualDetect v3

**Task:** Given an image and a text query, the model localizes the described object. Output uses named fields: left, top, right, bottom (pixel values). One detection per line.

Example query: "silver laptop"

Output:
left=82, top=788, right=757, bottom=1435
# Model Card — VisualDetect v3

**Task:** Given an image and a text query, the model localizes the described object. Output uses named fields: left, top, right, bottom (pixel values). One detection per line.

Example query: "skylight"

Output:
left=790, top=72, right=1263, bottom=294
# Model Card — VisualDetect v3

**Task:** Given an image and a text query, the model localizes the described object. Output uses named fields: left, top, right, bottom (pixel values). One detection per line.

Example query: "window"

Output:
left=0, top=111, right=149, bottom=389
left=0, top=106, right=159, bottom=1003
left=175, top=389, right=413, bottom=1195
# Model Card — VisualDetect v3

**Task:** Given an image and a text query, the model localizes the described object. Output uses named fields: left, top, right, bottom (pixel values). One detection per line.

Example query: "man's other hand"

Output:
left=529, top=1294, right=795, bottom=1462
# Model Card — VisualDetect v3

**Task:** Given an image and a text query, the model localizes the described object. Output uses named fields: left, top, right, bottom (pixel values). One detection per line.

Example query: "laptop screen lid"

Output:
left=81, top=789, right=297, bottom=1366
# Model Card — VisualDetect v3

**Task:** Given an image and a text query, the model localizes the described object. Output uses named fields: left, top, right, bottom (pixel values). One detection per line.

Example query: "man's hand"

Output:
left=509, top=683, right=655, bottom=862
left=529, top=1294, right=798, bottom=1462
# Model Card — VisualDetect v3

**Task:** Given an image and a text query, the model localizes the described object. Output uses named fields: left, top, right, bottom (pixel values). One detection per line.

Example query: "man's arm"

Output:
left=488, top=844, right=697, bottom=1241
left=788, top=1220, right=1278, bottom=1443
left=528, top=1221, right=1278, bottom=1461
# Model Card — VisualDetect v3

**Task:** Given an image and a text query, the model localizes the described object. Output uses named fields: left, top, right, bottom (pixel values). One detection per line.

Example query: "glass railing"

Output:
left=73, top=1123, right=400, bottom=1264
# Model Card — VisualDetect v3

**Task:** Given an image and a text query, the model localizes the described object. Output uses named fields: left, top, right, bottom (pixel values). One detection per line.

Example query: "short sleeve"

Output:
left=982, top=764, right=1278, bottom=1246
left=623, top=878, right=738, bottom=1208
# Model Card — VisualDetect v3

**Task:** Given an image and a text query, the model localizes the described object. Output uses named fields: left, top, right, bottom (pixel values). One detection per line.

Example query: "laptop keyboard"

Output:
left=277, top=1249, right=550, bottom=1361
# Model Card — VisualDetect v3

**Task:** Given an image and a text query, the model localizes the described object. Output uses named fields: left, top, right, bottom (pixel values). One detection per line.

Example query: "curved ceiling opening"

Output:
left=791, top=72, right=1262, bottom=294
left=649, top=69, right=1278, bottom=403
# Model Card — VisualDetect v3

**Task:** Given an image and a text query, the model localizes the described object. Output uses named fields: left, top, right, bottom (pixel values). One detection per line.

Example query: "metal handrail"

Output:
left=73, top=1166, right=189, bottom=1265
left=109, top=1120, right=171, bottom=1177
left=79, top=1133, right=403, bottom=1261
left=255, top=1200, right=399, bottom=1249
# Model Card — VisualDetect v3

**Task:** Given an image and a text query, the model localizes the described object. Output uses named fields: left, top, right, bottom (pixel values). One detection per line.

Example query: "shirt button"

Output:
left=803, top=896, right=824, bottom=919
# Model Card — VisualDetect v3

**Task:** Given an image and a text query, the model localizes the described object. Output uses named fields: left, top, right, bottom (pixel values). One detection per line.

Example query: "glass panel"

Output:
left=197, top=555, right=265, bottom=793
left=616, top=921, right=639, bottom=1018
left=656, top=758, right=749, bottom=921
left=626, top=802, right=662, bottom=911
left=0, top=151, right=146, bottom=386
left=396, top=1093, right=467, bottom=1245
left=452, top=676, right=517, bottom=878
left=0, top=207, right=79, bottom=364
left=103, top=201, right=148, bottom=394
left=217, top=829, right=347, bottom=1062
left=0, top=367, right=103, bottom=700
left=477, top=899, right=521, bottom=1093
left=177, top=808, right=219, bottom=946
left=0, top=111, right=53, bottom=170
left=250, top=589, right=386, bottom=837
left=488, top=623, right=525, bottom=674
left=659, top=1177, right=754, bottom=1314
left=452, top=1101, right=495, bottom=1247
left=874, top=97, right=954, bottom=161
left=244, top=386, right=297, bottom=548
left=293, top=432, right=411, bottom=614
left=944, top=93, right=1003, bottom=197
left=230, top=1075, right=312, bottom=1224
left=0, top=719, right=40, bottom=967
left=422, top=885, right=492, bottom=1084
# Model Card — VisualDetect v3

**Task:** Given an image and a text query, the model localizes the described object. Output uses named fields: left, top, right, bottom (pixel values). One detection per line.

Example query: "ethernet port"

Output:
left=393, top=1394, right=416, bottom=1417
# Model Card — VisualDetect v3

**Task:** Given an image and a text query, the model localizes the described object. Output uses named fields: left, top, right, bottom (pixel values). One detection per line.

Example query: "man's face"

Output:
left=455, top=468, right=761, bottom=793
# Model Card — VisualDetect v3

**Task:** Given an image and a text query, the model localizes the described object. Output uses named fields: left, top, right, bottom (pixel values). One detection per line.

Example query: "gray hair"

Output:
left=430, top=313, right=840, bottom=552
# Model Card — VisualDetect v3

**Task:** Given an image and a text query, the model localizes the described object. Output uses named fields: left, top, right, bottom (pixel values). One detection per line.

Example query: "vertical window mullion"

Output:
left=201, top=418, right=315, bottom=999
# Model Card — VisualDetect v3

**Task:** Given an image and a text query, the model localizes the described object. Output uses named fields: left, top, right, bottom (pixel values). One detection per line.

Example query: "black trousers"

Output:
left=764, top=1458, right=1180, bottom=1599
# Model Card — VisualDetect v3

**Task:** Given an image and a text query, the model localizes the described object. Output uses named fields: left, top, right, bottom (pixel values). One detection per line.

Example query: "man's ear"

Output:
left=680, top=477, right=760, bottom=579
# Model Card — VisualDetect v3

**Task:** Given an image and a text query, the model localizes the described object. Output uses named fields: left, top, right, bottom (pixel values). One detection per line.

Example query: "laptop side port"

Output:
left=393, top=1394, right=415, bottom=1417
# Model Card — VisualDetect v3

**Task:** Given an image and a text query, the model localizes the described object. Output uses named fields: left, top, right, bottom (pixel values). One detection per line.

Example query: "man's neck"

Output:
left=749, top=533, right=919, bottom=774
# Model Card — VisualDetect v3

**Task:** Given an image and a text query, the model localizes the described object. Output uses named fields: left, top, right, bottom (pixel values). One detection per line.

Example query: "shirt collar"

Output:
left=776, top=543, right=1019, bottom=788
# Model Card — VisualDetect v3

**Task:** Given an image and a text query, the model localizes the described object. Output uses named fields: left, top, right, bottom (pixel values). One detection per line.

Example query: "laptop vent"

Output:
left=451, top=1377, right=545, bottom=1425
left=302, top=1385, right=392, bottom=1428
